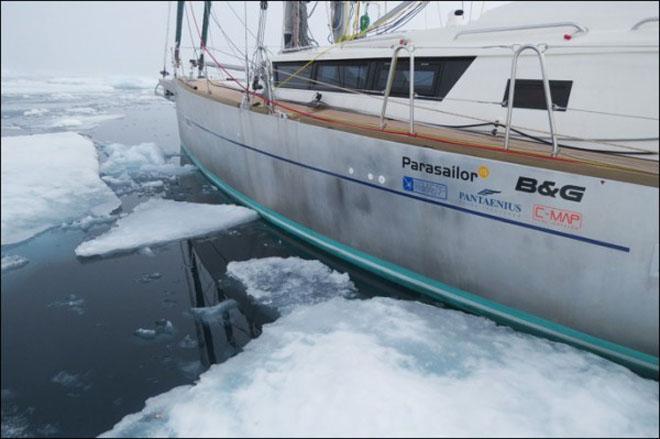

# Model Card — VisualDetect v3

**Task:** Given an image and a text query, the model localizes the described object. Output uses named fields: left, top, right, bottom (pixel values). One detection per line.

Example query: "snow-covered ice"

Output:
left=23, top=108, right=49, bottom=116
left=1, top=76, right=154, bottom=97
left=49, top=113, right=124, bottom=130
left=134, top=319, right=175, bottom=340
left=99, top=142, right=196, bottom=185
left=226, top=256, right=356, bottom=311
left=66, top=107, right=97, bottom=115
left=102, top=295, right=659, bottom=438
left=1, top=132, right=121, bottom=245
left=1, top=255, right=29, bottom=272
left=75, top=199, right=258, bottom=257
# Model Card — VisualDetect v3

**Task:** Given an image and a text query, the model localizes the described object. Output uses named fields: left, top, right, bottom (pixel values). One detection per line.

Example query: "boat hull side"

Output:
left=175, top=82, right=659, bottom=377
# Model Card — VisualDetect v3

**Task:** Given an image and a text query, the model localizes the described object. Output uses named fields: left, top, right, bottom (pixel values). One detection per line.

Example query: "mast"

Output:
left=174, top=0, right=185, bottom=74
left=198, top=0, right=212, bottom=78
left=283, top=1, right=310, bottom=50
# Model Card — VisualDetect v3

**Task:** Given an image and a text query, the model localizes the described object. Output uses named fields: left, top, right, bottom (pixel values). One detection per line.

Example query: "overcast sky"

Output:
left=1, top=1, right=508, bottom=78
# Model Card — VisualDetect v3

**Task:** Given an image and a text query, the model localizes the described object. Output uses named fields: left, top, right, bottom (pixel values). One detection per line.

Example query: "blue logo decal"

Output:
left=477, top=188, right=501, bottom=196
left=402, top=176, right=447, bottom=200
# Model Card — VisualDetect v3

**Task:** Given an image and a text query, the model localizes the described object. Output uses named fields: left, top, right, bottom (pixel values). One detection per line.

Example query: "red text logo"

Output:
left=533, top=204, right=583, bottom=229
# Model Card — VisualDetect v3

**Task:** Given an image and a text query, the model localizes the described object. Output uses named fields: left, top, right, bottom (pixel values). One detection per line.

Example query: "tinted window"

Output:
left=317, top=63, right=342, bottom=88
left=375, top=60, right=440, bottom=97
left=343, top=64, right=369, bottom=90
left=274, top=57, right=475, bottom=100
left=437, top=58, right=474, bottom=99
left=502, top=79, right=572, bottom=111
left=274, top=62, right=313, bottom=89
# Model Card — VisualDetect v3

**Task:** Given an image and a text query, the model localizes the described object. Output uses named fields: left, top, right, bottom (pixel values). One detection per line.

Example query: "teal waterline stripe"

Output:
left=182, top=143, right=658, bottom=378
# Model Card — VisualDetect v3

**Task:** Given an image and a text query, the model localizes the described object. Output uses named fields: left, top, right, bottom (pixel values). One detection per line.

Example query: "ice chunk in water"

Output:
left=191, top=299, right=240, bottom=323
left=75, top=199, right=258, bottom=257
left=135, top=319, right=175, bottom=340
left=103, top=296, right=659, bottom=438
left=226, top=257, right=356, bottom=312
left=1, top=255, right=29, bottom=272
left=1, top=132, right=121, bottom=245
left=48, top=294, right=85, bottom=315
left=99, top=142, right=195, bottom=183
left=23, top=108, right=49, bottom=116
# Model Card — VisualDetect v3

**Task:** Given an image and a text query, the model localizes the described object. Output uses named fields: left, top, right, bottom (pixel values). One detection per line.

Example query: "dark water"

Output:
left=1, top=91, right=428, bottom=438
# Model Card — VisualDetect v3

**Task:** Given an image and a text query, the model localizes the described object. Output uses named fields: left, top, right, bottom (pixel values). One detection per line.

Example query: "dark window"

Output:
left=274, top=57, right=475, bottom=100
left=274, top=62, right=313, bottom=89
left=373, top=60, right=440, bottom=98
left=343, top=63, right=369, bottom=90
left=313, top=61, right=370, bottom=91
left=317, top=63, right=342, bottom=88
left=502, top=79, right=573, bottom=111
left=437, top=58, right=474, bottom=99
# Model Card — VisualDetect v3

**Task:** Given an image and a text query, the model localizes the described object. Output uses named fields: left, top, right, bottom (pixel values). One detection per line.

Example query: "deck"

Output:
left=180, top=78, right=659, bottom=188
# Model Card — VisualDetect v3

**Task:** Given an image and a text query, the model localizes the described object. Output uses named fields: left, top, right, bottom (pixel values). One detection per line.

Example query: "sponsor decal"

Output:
left=458, top=188, right=522, bottom=215
left=402, top=176, right=447, bottom=200
left=402, top=156, right=489, bottom=183
left=515, top=176, right=586, bottom=202
left=532, top=204, right=583, bottom=230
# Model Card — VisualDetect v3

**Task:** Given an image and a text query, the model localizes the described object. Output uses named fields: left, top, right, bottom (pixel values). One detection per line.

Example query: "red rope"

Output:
left=186, top=5, right=579, bottom=165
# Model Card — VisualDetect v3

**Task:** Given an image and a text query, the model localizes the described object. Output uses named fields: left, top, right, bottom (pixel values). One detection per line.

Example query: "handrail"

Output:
left=631, top=17, right=659, bottom=31
left=503, top=44, right=559, bottom=156
left=454, top=22, right=588, bottom=40
left=380, top=42, right=415, bottom=134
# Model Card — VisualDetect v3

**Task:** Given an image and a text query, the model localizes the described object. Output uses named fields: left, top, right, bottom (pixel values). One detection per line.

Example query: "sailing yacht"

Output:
left=158, top=1, right=659, bottom=378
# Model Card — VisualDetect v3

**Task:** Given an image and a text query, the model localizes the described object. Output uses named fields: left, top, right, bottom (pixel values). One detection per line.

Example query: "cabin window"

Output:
left=313, top=61, right=370, bottom=91
left=374, top=60, right=440, bottom=98
left=437, top=58, right=474, bottom=99
left=273, top=57, right=475, bottom=100
left=502, top=79, right=573, bottom=111
left=274, top=62, right=314, bottom=89
left=317, top=63, right=342, bottom=88
left=342, top=63, right=370, bottom=90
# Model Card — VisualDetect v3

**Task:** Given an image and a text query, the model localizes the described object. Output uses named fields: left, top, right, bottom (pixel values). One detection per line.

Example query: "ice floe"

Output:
left=23, top=108, right=49, bottom=116
left=102, top=294, right=659, bottom=438
left=1, top=132, right=121, bottom=246
left=1, top=255, right=29, bottom=272
left=1, top=76, right=154, bottom=97
left=226, top=256, right=356, bottom=311
left=48, top=294, right=85, bottom=315
left=49, top=113, right=124, bottom=130
left=75, top=199, right=258, bottom=257
left=98, top=142, right=196, bottom=186
left=66, top=107, right=97, bottom=114
left=134, top=319, right=176, bottom=340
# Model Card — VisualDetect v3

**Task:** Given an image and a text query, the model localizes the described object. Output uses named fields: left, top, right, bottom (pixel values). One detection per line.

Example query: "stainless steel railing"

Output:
left=503, top=44, right=559, bottom=156
left=380, top=42, right=415, bottom=134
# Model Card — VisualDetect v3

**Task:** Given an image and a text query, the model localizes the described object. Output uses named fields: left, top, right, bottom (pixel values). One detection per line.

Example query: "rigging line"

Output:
left=308, top=0, right=319, bottom=18
left=244, top=1, right=250, bottom=88
left=268, top=66, right=657, bottom=153
left=210, top=9, right=248, bottom=62
left=184, top=2, right=199, bottom=61
left=162, top=1, right=172, bottom=73
left=225, top=0, right=258, bottom=41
